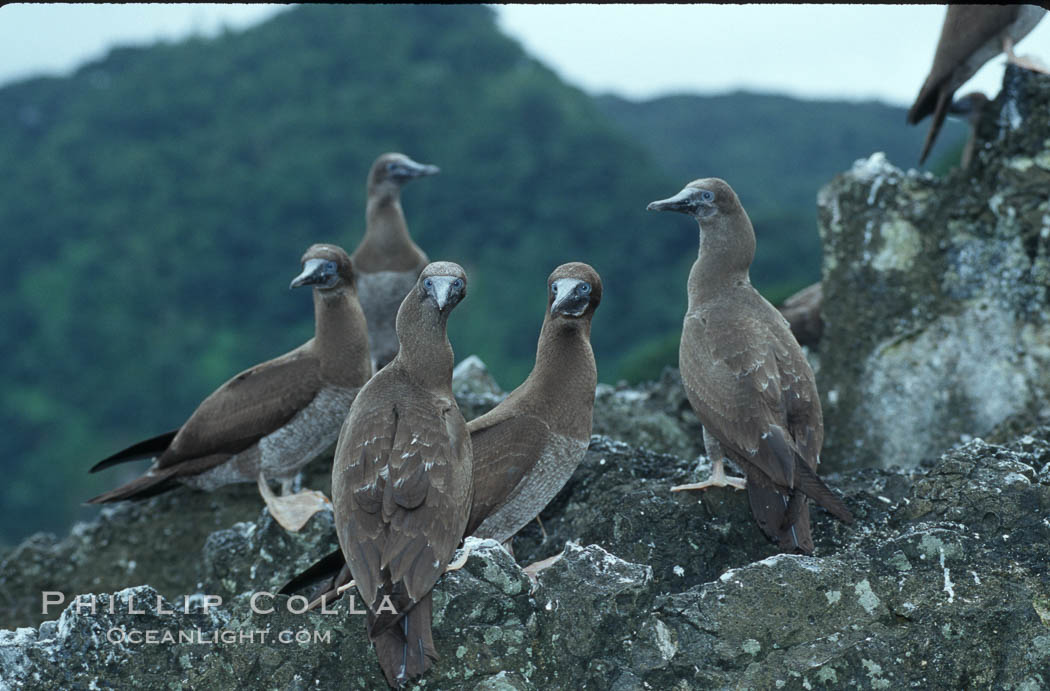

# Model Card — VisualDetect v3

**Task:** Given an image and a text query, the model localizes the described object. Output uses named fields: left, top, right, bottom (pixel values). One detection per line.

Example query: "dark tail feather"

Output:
left=795, top=461, right=854, bottom=523
left=918, top=88, right=952, bottom=164
left=746, top=479, right=814, bottom=554
left=278, top=548, right=352, bottom=611
left=781, top=494, right=813, bottom=555
left=370, top=593, right=437, bottom=688
left=86, top=468, right=179, bottom=504
left=90, top=429, right=179, bottom=473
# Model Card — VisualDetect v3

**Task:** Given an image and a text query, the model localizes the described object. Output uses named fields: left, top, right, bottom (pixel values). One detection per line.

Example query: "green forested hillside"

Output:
left=596, top=92, right=965, bottom=380
left=0, top=5, right=687, bottom=542
left=0, top=5, right=965, bottom=543
left=597, top=92, right=966, bottom=298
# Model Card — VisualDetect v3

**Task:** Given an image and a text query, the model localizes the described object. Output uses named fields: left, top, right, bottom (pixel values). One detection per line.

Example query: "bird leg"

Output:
left=535, top=515, right=548, bottom=542
left=671, top=457, right=748, bottom=492
left=522, top=551, right=564, bottom=593
left=444, top=542, right=473, bottom=573
left=257, top=471, right=332, bottom=532
left=671, top=433, right=747, bottom=492
left=334, top=542, right=476, bottom=600
left=281, top=474, right=302, bottom=494
left=1003, top=35, right=1050, bottom=75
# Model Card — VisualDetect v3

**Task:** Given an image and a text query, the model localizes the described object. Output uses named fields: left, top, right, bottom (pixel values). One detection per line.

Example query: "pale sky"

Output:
left=0, top=4, right=1047, bottom=105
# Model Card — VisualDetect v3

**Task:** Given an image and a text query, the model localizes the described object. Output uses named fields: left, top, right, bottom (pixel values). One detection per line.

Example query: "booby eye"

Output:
left=701, top=190, right=714, bottom=202
left=551, top=283, right=558, bottom=294
left=452, top=278, right=463, bottom=290
left=579, top=283, right=591, bottom=294
left=424, top=278, right=433, bottom=289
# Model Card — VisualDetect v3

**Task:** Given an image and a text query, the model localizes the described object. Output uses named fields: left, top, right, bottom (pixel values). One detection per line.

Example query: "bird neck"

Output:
left=523, top=316, right=597, bottom=432
left=355, top=193, right=424, bottom=272
left=392, top=299, right=455, bottom=393
left=688, top=219, right=755, bottom=308
left=313, top=288, right=372, bottom=385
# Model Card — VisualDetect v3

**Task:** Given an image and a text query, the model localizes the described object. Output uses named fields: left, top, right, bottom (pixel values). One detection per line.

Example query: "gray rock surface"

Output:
left=1, top=424, right=1049, bottom=689
left=817, top=66, right=1050, bottom=471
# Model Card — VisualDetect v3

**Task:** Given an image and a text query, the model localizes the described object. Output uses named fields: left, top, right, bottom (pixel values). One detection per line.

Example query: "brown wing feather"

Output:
left=334, top=375, right=471, bottom=610
left=465, top=413, right=551, bottom=536
left=680, top=310, right=796, bottom=488
left=157, top=347, right=323, bottom=469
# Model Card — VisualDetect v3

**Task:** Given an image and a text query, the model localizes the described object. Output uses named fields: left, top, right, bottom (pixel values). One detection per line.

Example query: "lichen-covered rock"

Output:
left=453, top=355, right=507, bottom=421
left=591, top=368, right=703, bottom=460
left=2, top=426, right=1048, bottom=689
left=817, top=65, right=1050, bottom=471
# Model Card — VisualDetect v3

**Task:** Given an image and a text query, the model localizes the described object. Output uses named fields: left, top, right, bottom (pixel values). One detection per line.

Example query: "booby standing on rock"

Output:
left=466, top=263, right=601, bottom=559
left=278, top=264, right=602, bottom=600
left=87, top=244, right=371, bottom=532
left=908, top=5, right=1047, bottom=164
left=647, top=179, right=853, bottom=554
left=352, top=152, right=439, bottom=372
left=332, top=261, right=472, bottom=688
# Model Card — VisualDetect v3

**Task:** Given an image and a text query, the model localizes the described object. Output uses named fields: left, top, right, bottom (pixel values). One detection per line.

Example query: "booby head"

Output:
left=548, top=262, right=602, bottom=319
left=368, top=152, right=440, bottom=193
left=417, top=261, right=467, bottom=314
left=646, top=178, right=742, bottom=221
left=648, top=178, right=756, bottom=275
left=290, top=244, right=356, bottom=291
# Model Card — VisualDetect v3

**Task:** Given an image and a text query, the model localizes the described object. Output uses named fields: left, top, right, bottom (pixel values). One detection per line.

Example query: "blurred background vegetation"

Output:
left=0, top=5, right=965, bottom=545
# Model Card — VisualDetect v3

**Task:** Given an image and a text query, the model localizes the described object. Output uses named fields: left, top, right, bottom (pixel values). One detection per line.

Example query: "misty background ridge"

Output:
left=0, top=4, right=965, bottom=545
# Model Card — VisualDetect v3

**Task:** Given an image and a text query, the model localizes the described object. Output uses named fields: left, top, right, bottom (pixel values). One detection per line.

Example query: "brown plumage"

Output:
left=332, top=261, right=472, bottom=688
left=466, top=262, right=601, bottom=544
left=88, top=244, right=371, bottom=531
left=908, top=5, right=1046, bottom=164
left=648, top=179, right=852, bottom=554
left=351, top=153, right=439, bottom=371
left=280, top=265, right=602, bottom=598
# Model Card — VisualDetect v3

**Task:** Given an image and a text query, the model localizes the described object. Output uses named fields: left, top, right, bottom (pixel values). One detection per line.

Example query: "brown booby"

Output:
left=87, top=244, right=371, bottom=532
left=465, top=262, right=601, bottom=547
left=277, top=264, right=602, bottom=601
left=908, top=5, right=1047, bottom=164
left=352, top=152, right=439, bottom=372
left=647, top=179, right=853, bottom=554
left=332, top=261, right=472, bottom=688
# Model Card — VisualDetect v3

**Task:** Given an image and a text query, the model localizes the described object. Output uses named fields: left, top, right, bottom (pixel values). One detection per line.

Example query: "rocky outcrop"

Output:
left=5, top=62, right=1050, bottom=691
left=817, top=65, right=1050, bottom=471
left=2, top=412, right=1049, bottom=689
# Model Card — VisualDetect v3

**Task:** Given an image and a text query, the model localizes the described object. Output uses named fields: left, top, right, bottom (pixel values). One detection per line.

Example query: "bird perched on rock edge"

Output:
left=332, top=261, right=472, bottom=688
left=648, top=178, right=853, bottom=554
left=908, top=5, right=1047, bottom=164
left=87, top=244, right=371, bottom=532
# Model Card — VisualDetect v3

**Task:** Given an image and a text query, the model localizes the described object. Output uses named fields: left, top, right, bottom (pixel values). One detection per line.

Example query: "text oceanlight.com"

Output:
left=106, top=628, right=332, bottom=645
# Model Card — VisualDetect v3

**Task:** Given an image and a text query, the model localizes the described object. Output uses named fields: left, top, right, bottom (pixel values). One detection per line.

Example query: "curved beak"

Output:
left=290, top=258, right=332, bottom=289
left=399, top=159, right=440, bottom=179
left=426, top=276, right=463, bottom=312
left=550, top=279, right=590, bottom=317
left=647, top=187, right=697, bottom=214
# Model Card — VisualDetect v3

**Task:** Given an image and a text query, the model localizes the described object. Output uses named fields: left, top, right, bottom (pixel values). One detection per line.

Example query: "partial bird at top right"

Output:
left=907, top=5, right=1047, bottom=165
